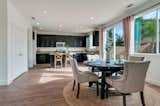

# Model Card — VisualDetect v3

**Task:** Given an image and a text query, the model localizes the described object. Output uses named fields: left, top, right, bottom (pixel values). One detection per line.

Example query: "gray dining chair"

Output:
left=115, top=56, right=145, bottom=76
left=128, top=56, right=144, bottom=61
left=107, top=61, right=150, bottom=106
left=70, top=57, right=99, bottom=98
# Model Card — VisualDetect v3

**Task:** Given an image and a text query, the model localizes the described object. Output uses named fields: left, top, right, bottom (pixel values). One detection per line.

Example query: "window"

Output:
left=105, top=22, right=125, bottom=60
left=134, top=10, right=157, bottom=53
left=86, top=35, right=90, bottom=48
left=115, top=23, right=125, bottom=58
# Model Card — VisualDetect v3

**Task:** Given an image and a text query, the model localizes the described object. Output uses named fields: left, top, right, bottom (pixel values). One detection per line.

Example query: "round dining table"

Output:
left=84, top=60, right=124, bottom=99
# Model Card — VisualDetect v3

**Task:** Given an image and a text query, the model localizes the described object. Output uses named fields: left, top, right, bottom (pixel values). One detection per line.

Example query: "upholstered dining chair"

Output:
left=128, top=56, right=144, bottom=61
left=107, top=61, right=150, bottom=106
left=115, top=56, right=145, bottom=76
left=70, top=57, right=99, bottom=98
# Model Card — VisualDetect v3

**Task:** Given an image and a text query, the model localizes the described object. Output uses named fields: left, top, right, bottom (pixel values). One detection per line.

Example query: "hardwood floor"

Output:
left=0, top=64, right=159, bottom=106
left=0, top=64, right=73, bottom=106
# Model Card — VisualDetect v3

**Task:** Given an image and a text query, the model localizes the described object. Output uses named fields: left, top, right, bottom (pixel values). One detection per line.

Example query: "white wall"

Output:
left=33, top=30, right=37, bottom=65
left=28, top=28, right=35, bottom=68
left=87, top=31, right=98, bottom=49
left=0, top=0, right=8, bottom=85
left=38, top=31, right=85, bottom=36
left=89, top=32, right=93, bottom=48
left=99, top=28, right=104, bottom=58
left=6, top=1, right=32, bottom=85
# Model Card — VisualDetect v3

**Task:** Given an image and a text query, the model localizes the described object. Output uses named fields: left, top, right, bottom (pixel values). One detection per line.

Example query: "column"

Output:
left=0, top=0, right=8, bottom=85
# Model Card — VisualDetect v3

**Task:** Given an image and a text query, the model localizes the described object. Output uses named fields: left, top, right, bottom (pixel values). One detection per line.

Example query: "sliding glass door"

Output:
left=115, top=22, right=125, bottom=59
left=104, top=22, right=124, bottom=61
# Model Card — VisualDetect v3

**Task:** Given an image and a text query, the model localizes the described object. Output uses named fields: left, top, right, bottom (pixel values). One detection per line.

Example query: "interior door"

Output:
left=13, top=24, right=27, bottom=78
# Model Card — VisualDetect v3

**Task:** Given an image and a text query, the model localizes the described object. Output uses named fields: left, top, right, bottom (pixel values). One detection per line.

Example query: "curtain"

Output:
left=123, top=16, right=133, bottom=58
left=134, top=18, right=142, bottom=53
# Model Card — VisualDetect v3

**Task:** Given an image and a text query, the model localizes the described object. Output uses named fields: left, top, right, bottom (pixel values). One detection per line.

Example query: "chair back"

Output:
left=55, top=52, right=63, bottom=61
left=69, top=57, right=79, bottom=80
left=122, top=61, right=150, bottom=93
left=128, top=56, right=144, bottom=61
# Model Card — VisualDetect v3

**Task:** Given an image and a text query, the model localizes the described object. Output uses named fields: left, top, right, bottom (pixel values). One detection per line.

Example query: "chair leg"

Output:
left=76, top=83, right=80, bottom=98
left=115, top=72, right=118, bottom=76
left=96, top=81, right=99, bottom=96
left=61, top=61, right=63, bottom=68
left=89, top=82, right=93, bottom=87
left=72, top=80, right=75, bottom=91
left=105, top=83, right=109, bottom=98
left=140, top=91, right=145, bottom=106
left=54, top=61, right=56, bottom=68
left=123, top=95, right=126, bottom=106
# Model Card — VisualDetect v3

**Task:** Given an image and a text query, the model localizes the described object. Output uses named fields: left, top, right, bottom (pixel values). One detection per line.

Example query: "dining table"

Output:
left=84, top=60, right=124, bottom=99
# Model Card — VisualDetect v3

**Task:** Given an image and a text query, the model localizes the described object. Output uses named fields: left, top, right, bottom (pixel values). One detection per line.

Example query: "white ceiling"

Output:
left=11, top=0, right=150, bottom=34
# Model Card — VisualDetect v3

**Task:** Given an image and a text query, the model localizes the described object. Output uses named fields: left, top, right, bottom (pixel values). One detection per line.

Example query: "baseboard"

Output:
left=0, top=80, right=7, bottom=86
left=7, top=78, right=13, bottom=85
left=146, top=79, right=160, bottom=86
left=0, top=70, right=27, bottom=86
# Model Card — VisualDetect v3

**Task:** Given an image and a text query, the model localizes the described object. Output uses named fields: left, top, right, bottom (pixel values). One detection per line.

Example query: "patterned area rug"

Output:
left=63, top=82, right=160, bottom=106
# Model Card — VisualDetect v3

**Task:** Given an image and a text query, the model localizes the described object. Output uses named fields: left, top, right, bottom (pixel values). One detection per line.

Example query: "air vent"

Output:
left=32, top=17, right=36, bottom=20
left=127, top=3, right=134, bottom=8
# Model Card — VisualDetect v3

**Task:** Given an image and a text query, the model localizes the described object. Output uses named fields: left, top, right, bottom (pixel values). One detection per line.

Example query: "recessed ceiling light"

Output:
left=58, top=24, right=63, bottom=27
left=80, top=26, right=83, bottom=29
left=36, top=22, right=40, bottom=26
left=90, top=17, right=95, bottom=20
left=58, top=29, right=62, bottom=31
left=43, top=10, right=47, bottom=14
left=39, top=27, right=43, bottom=30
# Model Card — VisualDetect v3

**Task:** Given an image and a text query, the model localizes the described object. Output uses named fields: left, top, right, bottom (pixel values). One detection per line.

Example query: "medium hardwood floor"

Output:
left=0, top=64, right=73, bottom=106
left=0, top=64, right=159, bottom=106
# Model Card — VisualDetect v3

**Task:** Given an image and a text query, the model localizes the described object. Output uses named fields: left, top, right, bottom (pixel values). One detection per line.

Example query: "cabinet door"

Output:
left=93, top=31, right=99, bottom=46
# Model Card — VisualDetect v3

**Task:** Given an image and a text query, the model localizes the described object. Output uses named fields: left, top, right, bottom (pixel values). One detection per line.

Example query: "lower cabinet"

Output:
left=74, top=53, right=87, bottom=62
left=36, top=53, right=88, bottom=64
left=36, top=54, right=50, bottom=64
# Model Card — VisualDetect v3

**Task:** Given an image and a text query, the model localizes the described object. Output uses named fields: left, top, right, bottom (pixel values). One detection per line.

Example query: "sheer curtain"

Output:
left=123, top=16, right=133, bottom=58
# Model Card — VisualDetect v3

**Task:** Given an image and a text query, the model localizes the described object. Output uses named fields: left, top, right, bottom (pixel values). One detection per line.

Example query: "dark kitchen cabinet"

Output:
left=37, top=35, right=86, bottom=47
left=93, top=31, right=99, bottom=46
left=36, top=54, right=50, bottom=64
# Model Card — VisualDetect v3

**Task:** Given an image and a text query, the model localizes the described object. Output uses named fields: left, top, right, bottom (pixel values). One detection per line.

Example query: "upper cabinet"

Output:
left=93, top=31, right=99, bottom=46
left=37, top=34, right=86, bottom=47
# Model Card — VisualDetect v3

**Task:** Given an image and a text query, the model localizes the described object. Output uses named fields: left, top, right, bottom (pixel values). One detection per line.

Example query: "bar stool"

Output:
left=54, top=52, right=63, bottom=68
left=65, top=53, right=70, bottom=67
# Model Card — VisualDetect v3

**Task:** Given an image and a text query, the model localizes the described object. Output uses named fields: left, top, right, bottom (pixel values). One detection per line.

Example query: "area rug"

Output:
left=63, top=81, right=160, bottom=106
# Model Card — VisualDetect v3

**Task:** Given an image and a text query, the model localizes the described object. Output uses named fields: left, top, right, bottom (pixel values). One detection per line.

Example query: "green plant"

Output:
left=141, top=18, right=157, bottom=53
left=115, top=33, right=124, bottom=46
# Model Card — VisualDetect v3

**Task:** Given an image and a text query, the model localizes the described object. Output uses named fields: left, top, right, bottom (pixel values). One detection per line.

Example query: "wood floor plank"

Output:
left=0, top=65, right=73, bottom=106
left=0, top=64, right=159, bottom=106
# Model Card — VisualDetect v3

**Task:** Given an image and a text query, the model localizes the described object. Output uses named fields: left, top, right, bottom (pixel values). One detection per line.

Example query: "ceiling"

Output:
left=11, top=0, right=150, bottom=34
